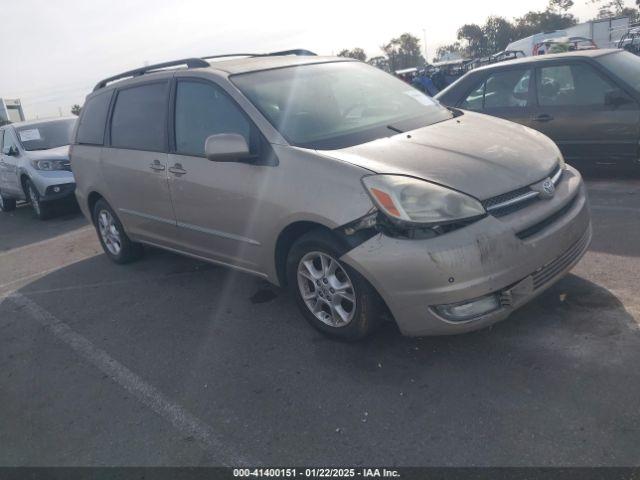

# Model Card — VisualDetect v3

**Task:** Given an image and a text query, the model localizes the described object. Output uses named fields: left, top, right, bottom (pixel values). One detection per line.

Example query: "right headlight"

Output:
left=361, top=174, right=485, bottom=226
left=31, top=159, right=68, bottom=171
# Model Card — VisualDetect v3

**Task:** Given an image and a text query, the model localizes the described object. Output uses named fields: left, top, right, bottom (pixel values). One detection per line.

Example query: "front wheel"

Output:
left=287, top=230, right=382, bottom=340
left=25, top=179, right=50, bottom=220
left=93, top=199, right=143, bottom=264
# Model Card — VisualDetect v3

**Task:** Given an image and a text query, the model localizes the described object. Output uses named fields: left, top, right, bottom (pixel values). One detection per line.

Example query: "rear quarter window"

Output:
left=76, top=90, right=113, bottom=145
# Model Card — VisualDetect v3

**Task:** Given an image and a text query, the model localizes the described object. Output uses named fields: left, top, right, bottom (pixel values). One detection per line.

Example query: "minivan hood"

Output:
left=323, top=112, right=560, bottom=200
left=25, top=145, right=69, bottom=161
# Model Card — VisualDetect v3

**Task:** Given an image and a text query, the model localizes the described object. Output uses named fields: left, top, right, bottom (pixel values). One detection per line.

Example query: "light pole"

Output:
left=422, top=28, right=428, bottom=62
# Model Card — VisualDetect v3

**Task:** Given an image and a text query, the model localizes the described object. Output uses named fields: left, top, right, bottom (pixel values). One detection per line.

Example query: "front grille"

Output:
left=531, top=227, right=590, bottom=290
left=516, top=193, right=578, bottom=240
left=482, top=164, right=563, bottom=218
left=482, top=185, right=532, bottom=211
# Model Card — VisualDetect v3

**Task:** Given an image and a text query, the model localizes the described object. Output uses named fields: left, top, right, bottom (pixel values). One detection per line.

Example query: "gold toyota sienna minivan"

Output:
left=71, top=50, right=591, bottom=340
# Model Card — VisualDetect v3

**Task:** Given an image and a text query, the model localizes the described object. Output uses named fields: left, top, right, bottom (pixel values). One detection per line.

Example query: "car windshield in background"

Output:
left=232, top=61, right=453, bottom=150
left=597, top=51, right=640, bottom=93
left=16, top=119, right=75, bottom=151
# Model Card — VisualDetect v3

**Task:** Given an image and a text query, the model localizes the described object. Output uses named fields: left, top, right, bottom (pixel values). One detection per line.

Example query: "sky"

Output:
left=1, top=0, right=629, bottom=119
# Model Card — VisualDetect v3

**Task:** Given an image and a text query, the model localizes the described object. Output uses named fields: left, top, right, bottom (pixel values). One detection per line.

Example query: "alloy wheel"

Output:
left=97, top=209, right=122, bottom=256
left=297, top=251, right=356, bottom=327
left=27, top=184, right=41, bottom=216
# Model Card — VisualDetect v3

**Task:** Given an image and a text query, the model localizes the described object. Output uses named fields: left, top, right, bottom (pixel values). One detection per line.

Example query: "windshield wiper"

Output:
left=386, top=125, right=404, bottom=134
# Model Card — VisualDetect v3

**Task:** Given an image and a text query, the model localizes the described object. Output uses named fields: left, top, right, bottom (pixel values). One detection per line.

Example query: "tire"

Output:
left=0, top=191, right=16, bottom=212
left=93, top=198, right=143, bottom=264
left=286, top=229, right=382, bottom=341
left=24, top=179, right=50, bottom=220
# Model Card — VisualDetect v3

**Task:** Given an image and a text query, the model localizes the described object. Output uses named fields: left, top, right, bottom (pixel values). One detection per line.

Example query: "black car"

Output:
left=436, top=49, right=640, bottom=169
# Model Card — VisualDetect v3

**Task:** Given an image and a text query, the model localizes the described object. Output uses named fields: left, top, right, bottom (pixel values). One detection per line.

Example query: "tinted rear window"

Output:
left=110, top=82, right=167, bottom=151
left=76, top=91, right=112, bottom=145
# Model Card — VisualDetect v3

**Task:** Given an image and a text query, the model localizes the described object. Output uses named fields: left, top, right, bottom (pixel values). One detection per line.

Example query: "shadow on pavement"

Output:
left=0, top=201, right=86, bottom=252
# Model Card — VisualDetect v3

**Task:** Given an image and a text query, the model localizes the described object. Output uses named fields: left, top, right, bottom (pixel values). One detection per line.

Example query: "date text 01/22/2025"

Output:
left=233, top=468, right=401, bottom=478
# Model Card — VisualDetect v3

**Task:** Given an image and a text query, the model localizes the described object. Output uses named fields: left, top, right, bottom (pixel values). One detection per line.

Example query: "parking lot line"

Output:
left=7, top=292, right=255, bottom=467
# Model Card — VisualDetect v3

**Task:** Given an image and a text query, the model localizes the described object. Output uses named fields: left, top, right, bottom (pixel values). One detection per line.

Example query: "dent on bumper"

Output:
left=341, top=168, right=591, bottom=336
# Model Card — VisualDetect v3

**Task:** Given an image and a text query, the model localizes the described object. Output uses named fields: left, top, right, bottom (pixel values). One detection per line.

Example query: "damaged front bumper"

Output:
left=340, top=165, right=591, bottom=336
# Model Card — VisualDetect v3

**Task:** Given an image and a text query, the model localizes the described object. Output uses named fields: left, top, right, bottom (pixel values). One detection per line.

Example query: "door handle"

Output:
left=149, top=160, right=166, bottom=171
left=533, top=114, right=554, bottom=123
left=168, top=163, right=187, bottom=176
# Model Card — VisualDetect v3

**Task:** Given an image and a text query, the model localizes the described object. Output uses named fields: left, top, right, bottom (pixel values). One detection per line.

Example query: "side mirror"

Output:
left=605, top=89, right=632, bottom=108
left=204, top=133, right=252, bottom=162
left=6, top=146, right=19, bottom=157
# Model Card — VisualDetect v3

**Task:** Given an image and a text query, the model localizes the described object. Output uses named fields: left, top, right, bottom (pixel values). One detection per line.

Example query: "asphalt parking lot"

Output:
left=0, top=173, right=639, bottom=467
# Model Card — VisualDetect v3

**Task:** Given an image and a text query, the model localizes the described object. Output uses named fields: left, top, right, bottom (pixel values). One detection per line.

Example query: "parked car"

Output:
left=71, top=51, right=591, bottom=340
left=533, top=37, right=597, bottom=55
left=436, top=49, right=640, bottom=169
left=618, top=27, right=640, bottom=55
left=0, top=117, right=77, bottom=219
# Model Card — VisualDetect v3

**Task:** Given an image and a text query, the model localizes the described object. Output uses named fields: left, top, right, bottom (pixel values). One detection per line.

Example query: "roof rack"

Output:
left=93, top=49, right=317, bottom=91
left=201, top=53, right=261, bottom=60
left=259, top=49, right=317, bottom=56
left=93, top=58, right=210, bottom=91
left=202, top=49, right=317, bottom=60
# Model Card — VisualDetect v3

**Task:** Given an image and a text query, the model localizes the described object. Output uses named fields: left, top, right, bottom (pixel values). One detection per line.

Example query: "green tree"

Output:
left=513, top=10, right=577, bottom=39
left=548, top=0, right=574, bottom=14
left=589, top=0, right=636, bottom=18
left=457, top=23, right=487, bottom=57
left=483, top=16, right=515, bottom=54
left=381, top=33, right=426, bottom=72
left=71, top=104, right=82, bottom=116
left=367, top=55, right=390, bottom=71
left=337, top=48, right=367, bottom=61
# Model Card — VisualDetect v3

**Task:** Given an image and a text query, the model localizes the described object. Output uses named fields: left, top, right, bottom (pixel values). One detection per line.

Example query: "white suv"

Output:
left=0, top=117, right=76, bottom=219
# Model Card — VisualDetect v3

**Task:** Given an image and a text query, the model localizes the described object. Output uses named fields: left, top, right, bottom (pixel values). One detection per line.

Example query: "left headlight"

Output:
left=31, top=160, right=67, bottom=171
left=361, top=174, right=485, bottom=226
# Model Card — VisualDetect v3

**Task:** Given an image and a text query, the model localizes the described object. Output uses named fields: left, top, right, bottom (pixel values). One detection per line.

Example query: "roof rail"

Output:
left=93, top=58, right=210, bottom=91
left=201, top=53, right=261, bottom=60
left=202, top=49, right=317, bottom=61
left=93, top=50, right=317, bottom=91
left=259, top=49, right=317, bottom=56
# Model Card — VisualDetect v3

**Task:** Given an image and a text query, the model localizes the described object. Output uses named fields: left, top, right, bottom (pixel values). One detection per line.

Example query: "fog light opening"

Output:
left=434, top=294, right=501, bottom=322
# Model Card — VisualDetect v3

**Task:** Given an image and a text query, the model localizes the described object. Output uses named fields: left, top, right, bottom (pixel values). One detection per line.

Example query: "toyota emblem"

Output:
left=539, top=178, right=555, bottom=199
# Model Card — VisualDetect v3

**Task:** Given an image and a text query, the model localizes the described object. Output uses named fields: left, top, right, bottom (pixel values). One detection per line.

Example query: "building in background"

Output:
left=506, top=16, right=632, bottom=56
left=0, top=98, right=25, bottom=123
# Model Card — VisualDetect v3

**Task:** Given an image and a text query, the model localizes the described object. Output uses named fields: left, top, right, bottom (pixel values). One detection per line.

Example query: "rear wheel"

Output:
left=93, top=199, right=143, bottom=264
left=0, top=191, right=16, bottom=212
left=287, top=230, right=382, bottom=340
left=25, top=179, right=50, bottom=220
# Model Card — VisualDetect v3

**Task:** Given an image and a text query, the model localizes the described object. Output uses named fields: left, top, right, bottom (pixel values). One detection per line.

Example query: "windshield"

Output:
left=597, top=51, right=640, bottom=93
left=232, top=61, right=453, bottom=150
left=15, top=119, right=75, bottom=151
